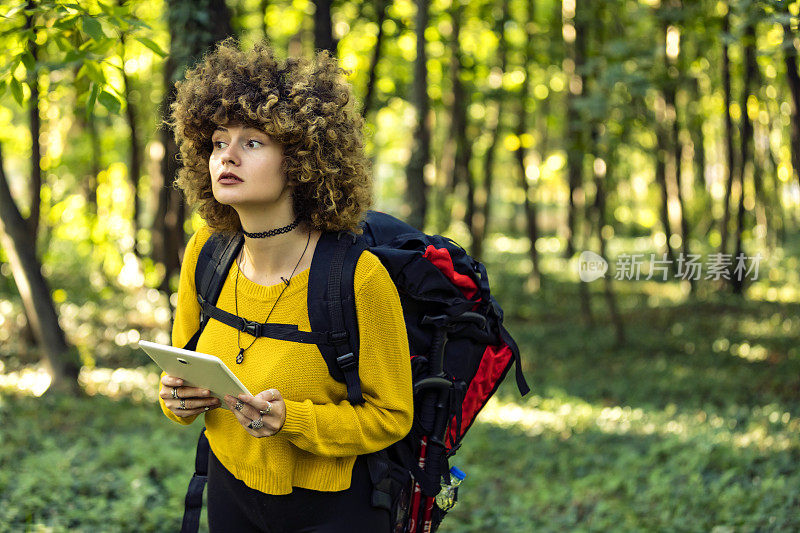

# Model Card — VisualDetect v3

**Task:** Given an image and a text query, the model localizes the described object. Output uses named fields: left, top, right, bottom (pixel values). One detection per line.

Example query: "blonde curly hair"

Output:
left=166, top=37, right=372, bottom=233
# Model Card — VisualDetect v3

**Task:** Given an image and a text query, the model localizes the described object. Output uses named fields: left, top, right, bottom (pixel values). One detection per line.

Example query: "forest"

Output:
left=1, top=0, right=799, bottom=531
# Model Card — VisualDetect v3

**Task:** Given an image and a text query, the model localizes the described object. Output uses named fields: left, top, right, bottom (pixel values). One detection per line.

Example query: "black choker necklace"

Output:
left=242, top=216, right=301, bottom=238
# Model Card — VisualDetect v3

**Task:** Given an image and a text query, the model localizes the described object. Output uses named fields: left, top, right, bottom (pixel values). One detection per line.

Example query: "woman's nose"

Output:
left=219, top=144, right=239, bottom=164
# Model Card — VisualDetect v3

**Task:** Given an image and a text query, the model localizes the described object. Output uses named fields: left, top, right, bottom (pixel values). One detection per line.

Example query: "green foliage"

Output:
left=0, top=393, right=202, bottom=532
left=3, top=235, right=800, bottom=530
left=0, top=0, right=162, bottom=118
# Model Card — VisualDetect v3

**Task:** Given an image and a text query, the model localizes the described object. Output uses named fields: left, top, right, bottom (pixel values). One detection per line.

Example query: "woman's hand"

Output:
left=225, top=389, right=286, bottom=438
left=160, top=374, right=221, bottom=417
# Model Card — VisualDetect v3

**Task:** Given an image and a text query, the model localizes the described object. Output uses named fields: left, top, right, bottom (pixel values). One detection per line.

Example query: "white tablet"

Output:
left=139, top=340, right=250, bottom=408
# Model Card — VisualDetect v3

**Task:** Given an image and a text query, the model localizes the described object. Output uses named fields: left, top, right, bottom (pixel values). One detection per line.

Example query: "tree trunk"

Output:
left=564, top=0, right=592, bottom=325
left=754, top=94, right=784, bottom=248
left=732, top=20, right=756, bottom=295
left=688, top=77, right=707, bottom=190
left=21, top=1, right=43, bottom=347
left=593, top=148, right=624, bottom=345
left=720, top=10, right=737, bottom=256
left=119, top=13, right=143, bottom=256
left=69, top=42, right=99, bottom=219
left=765, top=121, right=788, bottom=245
left=661, top=3, right=691, bottom=287
left=313, top=0, right=337, bottom=54
left=405, top=0, right=430, bottom=231
left=86, top=111, right=100, bottom=217
left=515, top=0, right=541, bottom=290
left=25, top=0, right=41, bottom=243
left=782, top=18, right=800, bottom=185
left=0, top=144, right=80, bottom=394
left=564, top=0, right=586, bottom=260
left=155, top=0, right=233, bottom=293
left=362, top=0, right=388, bottom=119
left=654, top=120, right=678, bottom=268
left=471, top=1, right=509, bottom=260
left=261, top=0, right=269, bottom=39
left=450, top=1, right=473, bottom=234
left=687, top=72, right=711, bottom=237
left=590, top=3, right=622, bottom=343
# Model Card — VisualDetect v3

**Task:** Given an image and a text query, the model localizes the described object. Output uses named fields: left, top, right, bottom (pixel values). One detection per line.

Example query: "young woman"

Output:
left=157, top=37, right=413, bottom=532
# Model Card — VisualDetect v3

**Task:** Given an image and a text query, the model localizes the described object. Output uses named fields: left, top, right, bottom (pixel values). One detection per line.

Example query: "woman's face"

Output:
left=209, top=123, right=290, bottom=212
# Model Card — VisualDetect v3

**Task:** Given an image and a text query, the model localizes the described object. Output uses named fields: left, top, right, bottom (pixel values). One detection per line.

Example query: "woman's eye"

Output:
left=211, top=139, right=261, bottom=149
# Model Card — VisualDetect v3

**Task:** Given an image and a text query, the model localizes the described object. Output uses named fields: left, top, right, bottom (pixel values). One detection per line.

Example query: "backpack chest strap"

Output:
left=197, top=294, right=334, bottom=345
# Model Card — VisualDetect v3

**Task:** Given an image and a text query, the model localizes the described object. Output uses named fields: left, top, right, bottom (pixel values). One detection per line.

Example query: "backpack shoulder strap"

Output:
left=308, top=231, right=367, bottom=405
left=195, top=232, right=243, bottom=309
left=182, top=232, right=243, bottom=351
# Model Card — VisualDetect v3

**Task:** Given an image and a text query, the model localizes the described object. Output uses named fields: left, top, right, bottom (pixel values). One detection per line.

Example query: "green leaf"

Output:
left=2, top=5, right=26, bottom=18
left=0, top=55, right=19, bottom=78
left=21, top=51, right=35, bottom=73
left=81, top=14, right=105, bottom=41
left=10, top=76, right=23, bottom=106
left=64, top=49, right=85, bottom=64
left=135, top=37, right=167, bottom=58
left=98, top=90, right=121, bottom=115
left=83, top=60, right=106, bottom=85
left=110, top=15, right=131, bottom=32
left=53, top=14, right=80, bottom=30
left=55, top=35, right=74, bottom=52
left=97, top=1, right=114, bottom=16
left=123, top=17, right=149, bottom=30
left=86, top=82, right=99, bottom=120
left=92, top=37, right=118, bottom=56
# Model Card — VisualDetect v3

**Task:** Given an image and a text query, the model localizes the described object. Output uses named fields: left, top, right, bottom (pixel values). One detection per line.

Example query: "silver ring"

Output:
left=172, top=387, right=179, bottom=399
left=248, top=416, right=264, bottom=430
left=179, top=398, right=186, bottom=410
left=234, top=400, right=244, bottom=411
left=259, top=403, right=272, bottom=415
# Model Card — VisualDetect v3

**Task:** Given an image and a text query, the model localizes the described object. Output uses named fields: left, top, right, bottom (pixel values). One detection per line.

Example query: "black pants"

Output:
left=207, top=449, right=390, bottom=533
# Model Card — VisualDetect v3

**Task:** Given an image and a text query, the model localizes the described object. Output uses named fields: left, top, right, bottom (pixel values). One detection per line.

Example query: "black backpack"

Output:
left=178, top=210, right=529, bottom=533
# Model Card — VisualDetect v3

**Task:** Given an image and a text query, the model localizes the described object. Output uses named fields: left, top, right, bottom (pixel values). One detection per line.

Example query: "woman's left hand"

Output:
left=225, top=389, right=286, bottom=437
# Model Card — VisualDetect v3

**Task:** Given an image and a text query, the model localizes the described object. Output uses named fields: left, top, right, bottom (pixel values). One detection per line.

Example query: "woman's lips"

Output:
left=218, top=172, right=242, bottom=184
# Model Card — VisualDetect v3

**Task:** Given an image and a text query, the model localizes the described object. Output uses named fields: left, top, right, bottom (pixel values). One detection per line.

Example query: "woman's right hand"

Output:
left=160, top=374, right=221, bottom=417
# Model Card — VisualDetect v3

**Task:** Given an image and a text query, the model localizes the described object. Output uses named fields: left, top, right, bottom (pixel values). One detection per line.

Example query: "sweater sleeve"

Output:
left=279, top=252, right=413, bottom=457
left=158, top=226, right=210, bottom=426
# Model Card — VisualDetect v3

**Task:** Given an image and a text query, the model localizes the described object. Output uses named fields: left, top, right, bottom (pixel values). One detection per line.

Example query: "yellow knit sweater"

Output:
left=159, top=225, right=413, bottom=494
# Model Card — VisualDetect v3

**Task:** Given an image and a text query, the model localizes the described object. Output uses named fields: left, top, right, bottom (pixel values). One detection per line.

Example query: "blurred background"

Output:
left=0, top=0, right=799, bottom=531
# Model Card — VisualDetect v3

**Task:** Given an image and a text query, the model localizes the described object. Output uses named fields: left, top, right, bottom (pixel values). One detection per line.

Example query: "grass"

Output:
left=1, top=233, right=800, bottom=532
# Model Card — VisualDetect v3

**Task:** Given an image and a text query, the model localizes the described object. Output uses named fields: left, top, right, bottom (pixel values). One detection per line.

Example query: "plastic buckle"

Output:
left=241, top=319, right=260, bottom=337
left=336, top=352, right=357, bottom=370
left=329, top=330, right=349, bottom=345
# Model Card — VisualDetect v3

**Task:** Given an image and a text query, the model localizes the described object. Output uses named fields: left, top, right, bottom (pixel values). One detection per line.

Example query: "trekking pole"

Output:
left=418, top=313, right=488, bottom=533
left=408, top=318, right=451, bottom=533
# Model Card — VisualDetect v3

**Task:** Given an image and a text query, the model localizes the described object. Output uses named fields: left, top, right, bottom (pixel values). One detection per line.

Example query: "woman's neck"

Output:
left=238, top=225, right=320, bottom=286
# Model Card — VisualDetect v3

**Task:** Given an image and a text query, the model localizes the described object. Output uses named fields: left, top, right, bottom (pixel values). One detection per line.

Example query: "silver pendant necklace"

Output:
left=234, top=230, right=312, bottom=364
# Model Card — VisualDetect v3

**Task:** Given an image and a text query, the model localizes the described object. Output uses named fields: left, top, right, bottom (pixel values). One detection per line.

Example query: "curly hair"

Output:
left=165, top=37, right=372, bottom=233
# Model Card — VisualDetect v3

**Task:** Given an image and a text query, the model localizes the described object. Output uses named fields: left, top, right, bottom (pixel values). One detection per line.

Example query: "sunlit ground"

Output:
left=0, top=362, right=160, bottom=401
left=478, top=394, right=797, bottom=453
